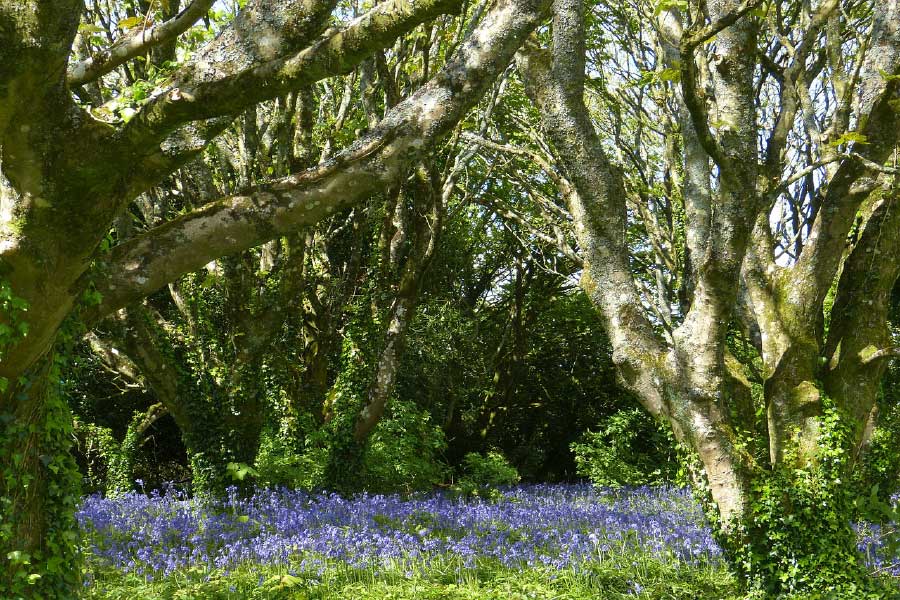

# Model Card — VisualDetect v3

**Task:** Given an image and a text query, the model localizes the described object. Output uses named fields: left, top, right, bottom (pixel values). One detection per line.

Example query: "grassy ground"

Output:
left=81, top=557, right=741, bottom=599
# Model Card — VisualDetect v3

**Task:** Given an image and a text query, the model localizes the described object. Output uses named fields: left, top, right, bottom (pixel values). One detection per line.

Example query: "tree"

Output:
left=0, top=0, right=549, bottom=593
left=515, top=0, right=900, bottom=593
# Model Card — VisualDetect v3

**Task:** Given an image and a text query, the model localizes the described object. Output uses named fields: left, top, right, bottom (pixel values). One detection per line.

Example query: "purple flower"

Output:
left=76, top=483, right=898, bottom=581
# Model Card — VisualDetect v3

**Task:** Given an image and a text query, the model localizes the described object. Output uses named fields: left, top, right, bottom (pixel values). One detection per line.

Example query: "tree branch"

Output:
left=120, top=0, right=463, bottom=148
left=860, top=347, right=900, bottom=365
left=68, top=0, right=216, bottom=86
left=788, top=0, right=900, bottom=326
left=85, top=0, right=551, bottom=323
left=680, top=0, right=766, bottom=51
left=824, top=186, right=900, bottom=426
left=517, top=2, right=669, bottom=416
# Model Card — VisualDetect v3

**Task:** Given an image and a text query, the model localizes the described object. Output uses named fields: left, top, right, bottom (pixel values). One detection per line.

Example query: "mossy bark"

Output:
left=0, top=357, right=81, bottom=597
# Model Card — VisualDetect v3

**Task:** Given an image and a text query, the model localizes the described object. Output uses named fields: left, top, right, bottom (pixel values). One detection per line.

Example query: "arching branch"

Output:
left=85, top=0, right=551, bottom=324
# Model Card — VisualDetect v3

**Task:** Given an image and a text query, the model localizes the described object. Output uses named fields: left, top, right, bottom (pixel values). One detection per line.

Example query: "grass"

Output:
left=81, top=556, right=741, bottom=599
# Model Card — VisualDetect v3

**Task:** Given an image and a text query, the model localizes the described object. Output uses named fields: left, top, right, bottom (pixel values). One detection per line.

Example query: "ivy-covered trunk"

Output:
left=731, top=465, right=867, bottom=594
left=0, top=357, right=81, bottom=597
left=117, top=306, right=266, bottom=496
left=696, top=375, right=873, bottom=594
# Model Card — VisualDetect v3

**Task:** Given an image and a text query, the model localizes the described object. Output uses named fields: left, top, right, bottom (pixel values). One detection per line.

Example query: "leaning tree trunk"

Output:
left=323, top=167, right=444, bottom=488
left=117, top=305, right=267, bottom=497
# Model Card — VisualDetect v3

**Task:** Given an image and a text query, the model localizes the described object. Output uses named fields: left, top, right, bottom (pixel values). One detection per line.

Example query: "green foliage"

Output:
left=0, top=379, right=82, bottom=598
left=847, top=362, right=900, bottom=570
left=454, top=451, right=520, bottom=499
left=255, top=419, right=330, bottom=490
left=187, top=443, right=231, bottom=499
left=257, top=400, right=449, bottom=495
left=318, top=319, right=379, bottom=492
left=362, top=399, right=449, bottom=494
left=73, top=420, right=132, bottom=496
left=256, top=314, right=448, bottom=495
left=854, top=362, right=900, bottom=501
left=827, top=131, right=869, bottom=148
left=727, top=400, right=897, bottom=598
left=0, top=279, right=28, bottom=394
left=80, top=555, right=742, bottom=599
left=225, top=462, right=259, bottom=483
left=735, top=470, right=866, bottom=597
left=571, top=408, right=678, bottom=488
left=102, top=410, right=155, bottom=497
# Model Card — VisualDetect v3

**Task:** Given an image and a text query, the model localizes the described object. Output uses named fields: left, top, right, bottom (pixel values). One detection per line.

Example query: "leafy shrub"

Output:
left=362, top=399, right=449, bottom=494
left=455, top=451, right=520, bottom=498
left=256, top=400, right=448, bottom=494
left=254, top=418, right=330, bottom=491
left=571, top=407, right=677, bottom=488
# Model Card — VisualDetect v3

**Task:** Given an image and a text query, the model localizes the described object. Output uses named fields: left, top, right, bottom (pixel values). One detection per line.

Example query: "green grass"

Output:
left=81, top=556, right=741, bottom=599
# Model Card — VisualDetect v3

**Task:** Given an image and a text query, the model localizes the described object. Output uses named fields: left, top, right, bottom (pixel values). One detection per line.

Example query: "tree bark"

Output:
left=0, top=357, right=81, bottom=597
left=519, top=0, right=900, bottom=593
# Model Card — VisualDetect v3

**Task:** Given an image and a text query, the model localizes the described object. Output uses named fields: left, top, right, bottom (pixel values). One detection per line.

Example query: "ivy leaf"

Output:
left=226, top=461, right=259, bottom=481
left=6, top=550, right=31, bottom=565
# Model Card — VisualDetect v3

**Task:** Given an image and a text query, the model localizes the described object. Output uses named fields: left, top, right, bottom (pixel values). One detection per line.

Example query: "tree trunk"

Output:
left=0, top=356, right=81, bottom=597
left=518, top=0, right=900, bottom=592
left=105, top=403, right=168, bottom=497
left=118, top=306, right=243, bottom=496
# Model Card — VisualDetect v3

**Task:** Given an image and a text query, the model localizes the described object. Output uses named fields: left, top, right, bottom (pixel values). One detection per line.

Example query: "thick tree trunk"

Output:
left=0, top=356, right=81, bottom=597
